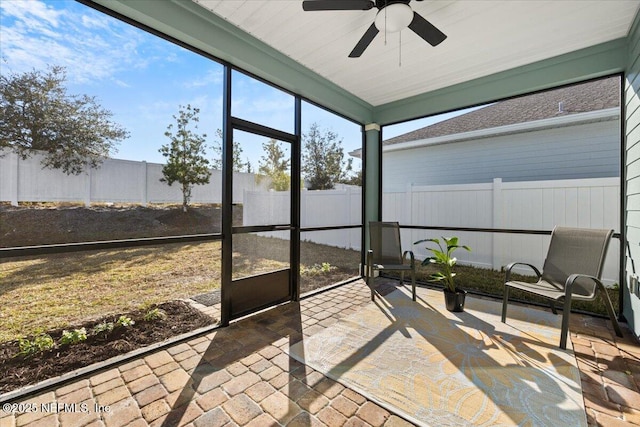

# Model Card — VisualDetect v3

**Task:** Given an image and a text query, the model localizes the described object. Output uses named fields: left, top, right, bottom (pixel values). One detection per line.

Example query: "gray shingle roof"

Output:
left=383, top=76, right=620, bottom=146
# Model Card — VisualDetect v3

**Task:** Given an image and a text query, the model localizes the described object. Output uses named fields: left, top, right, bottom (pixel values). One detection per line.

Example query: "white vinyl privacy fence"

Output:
left=242, top=177, right=620, bottom=285
left=1, top=150, right=620, bottom=284
left=243, top=187, right=362, bottom=251
left=383, top=177, right=620, bottom=285
left=0, top=150, right=266, bottom=205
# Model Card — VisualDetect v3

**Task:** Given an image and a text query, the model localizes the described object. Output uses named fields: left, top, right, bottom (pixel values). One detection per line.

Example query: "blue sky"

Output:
left=0, top=0, right=462, bottom=169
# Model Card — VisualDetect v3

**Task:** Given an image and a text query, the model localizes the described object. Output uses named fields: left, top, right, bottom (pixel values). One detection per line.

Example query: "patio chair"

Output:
left=501, top=226, right=623, bottom=349
left=366, top=221, right=416, bottom=301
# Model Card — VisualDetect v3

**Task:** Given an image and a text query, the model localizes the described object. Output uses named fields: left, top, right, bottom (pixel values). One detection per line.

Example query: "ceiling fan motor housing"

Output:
left=374, top=1, right=414, bottom=33
left=302, top=0, right=444, bottom=58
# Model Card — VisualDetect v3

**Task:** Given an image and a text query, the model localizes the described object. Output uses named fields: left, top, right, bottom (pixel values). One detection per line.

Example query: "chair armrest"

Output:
left=565, top=273, right=623, bottom=339
left=402, top=250, right=415, bottom=267
left=565, top=273, right=599, bottom=298
left=505, top=262, right=541, bottom=282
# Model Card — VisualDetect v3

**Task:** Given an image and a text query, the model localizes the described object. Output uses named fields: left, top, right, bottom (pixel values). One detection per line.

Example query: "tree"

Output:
left=159, top=104, right=211, bottom=212
left=342, top=169, right=362, bottom=186
left=301, top=122, right=352, bottom=190
left=210, top=129, right=248, bottom=172
left=0, top=65, right=128, bottom=175
left=258, top=138, right=290, bottom=190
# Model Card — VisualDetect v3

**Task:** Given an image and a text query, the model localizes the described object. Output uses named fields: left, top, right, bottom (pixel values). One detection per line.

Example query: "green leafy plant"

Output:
left=60, top=328, right=87, bottom=345
left=301, top=262, right=335, bottom=276
left=92, top=321, right=114, bottom=336
left=414, top=236, right=471, bottom=292
left=16, top=333, right=54, bottom=358
left=143, top=308, right=167, bottom=322
left=320, top=262, right=333, bottom=273
left=116, top=315, right=135, bottom=327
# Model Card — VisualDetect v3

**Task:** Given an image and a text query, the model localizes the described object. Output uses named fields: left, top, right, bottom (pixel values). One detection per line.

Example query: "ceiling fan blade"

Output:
left=302, top=0, right=375, bottom=11
left=349, top=23, right=379, bottom=58
left=408, top=12, right=447, bottom=46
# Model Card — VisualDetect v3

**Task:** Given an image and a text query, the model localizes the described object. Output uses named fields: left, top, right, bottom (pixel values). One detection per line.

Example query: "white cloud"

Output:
left=184, top=68, right=224, bottom=88
left=112, top=78, right=131, bottom=88
left=80, top=13, right=111, bottom=30
left=0, top=0, right=172, bottom=85
left=1, top=0, right=63, bottom=29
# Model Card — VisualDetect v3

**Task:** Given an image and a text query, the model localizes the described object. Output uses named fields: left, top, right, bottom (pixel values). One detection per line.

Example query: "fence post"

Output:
left=141, top=161, right=148, bottom=206
left=492, top=178, right=503, bottom=270
left=242, top=188, right=247, bottom=227
left=300, top=189, right=306, bottom=229
left=405, top=182, right=413, bottom=225
left=344, top=187, right=353, bottom=249
left=9, top=152, right=19, bottom=206
left=84, top=163, right=92, bottom=207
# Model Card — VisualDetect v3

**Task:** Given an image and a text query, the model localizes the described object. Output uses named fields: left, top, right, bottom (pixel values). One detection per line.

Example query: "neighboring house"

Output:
left=352, top=77, right=621, bottom=192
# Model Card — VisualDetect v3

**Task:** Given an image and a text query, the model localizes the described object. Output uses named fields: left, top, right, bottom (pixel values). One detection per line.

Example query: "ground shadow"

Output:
left=292, top=279, right=586, bottom=426
left=159, top=298, right=307, bottom=426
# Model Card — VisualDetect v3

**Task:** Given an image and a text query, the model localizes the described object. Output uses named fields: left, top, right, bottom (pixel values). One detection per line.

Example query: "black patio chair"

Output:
left=366, top=221, right=416, bottom=301
left=501, top=226, right=623, bottom=349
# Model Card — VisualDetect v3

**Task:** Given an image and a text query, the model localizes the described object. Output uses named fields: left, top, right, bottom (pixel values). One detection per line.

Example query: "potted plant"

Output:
left=414, top=236, right=471, bottom=312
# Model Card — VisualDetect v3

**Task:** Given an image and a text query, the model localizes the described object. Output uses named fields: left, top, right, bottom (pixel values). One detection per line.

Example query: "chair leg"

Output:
left=501, top=286, right=510, bottom=323
left=411, top=270, right=416, bottom=301
left=595, top=282, right=624, bottom=338
left=548, top=300, right=558, bottom=315
left=366, top=251, right=374, bottom=301
left=560, top=297, right=572, bottom=350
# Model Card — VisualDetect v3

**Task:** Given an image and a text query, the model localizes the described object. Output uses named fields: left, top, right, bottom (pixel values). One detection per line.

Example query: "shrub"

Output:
left=143, top=308, right=167, bottom=322
left=60, top=328, right=87, bottom=345
left=92, top=321, right=114, bottom=337
left=116, top=315, right=135, bottom=327
left=16, top=333, right=54, bottom=358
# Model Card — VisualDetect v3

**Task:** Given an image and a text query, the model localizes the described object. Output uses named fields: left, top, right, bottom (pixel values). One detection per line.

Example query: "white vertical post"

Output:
left=405, top=182, right=413, bottom=225
left=300, top=189, right=306, bottom=229
left=84, top=163, right=92, bottom=207
left=10, top=152, right=19, bottom=206
left=242, top=188, right=247, bottom=227
left=492, top=178, right=503, bottom=270
left=346, top=186, right=352, bottom=225
left=345, top=187, right=352, bottom=249
left=141, top=161, right=148, bottom=206
left=406, top=183, right=414, bottom=249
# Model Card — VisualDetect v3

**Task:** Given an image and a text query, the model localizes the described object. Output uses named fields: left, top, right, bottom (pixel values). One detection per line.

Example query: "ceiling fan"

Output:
left=302, top=0, right=447, bottom=58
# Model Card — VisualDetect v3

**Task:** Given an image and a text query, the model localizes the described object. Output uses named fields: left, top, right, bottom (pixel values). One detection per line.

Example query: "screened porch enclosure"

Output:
left=3, top=1, right=637, bottom=342
left=2, top=1, right=640, bottom=424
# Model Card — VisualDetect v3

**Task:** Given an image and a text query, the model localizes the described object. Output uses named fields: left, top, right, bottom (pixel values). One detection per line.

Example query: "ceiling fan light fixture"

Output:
left=374, top=3, right=413, bottom=33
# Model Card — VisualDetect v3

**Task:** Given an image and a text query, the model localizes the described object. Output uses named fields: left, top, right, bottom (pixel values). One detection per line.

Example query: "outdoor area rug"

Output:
left=288, top=286, right=586, bottom=426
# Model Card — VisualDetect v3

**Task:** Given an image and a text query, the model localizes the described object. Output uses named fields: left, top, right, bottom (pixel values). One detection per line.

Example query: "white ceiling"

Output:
left=192, top=0, right=639, bottom=107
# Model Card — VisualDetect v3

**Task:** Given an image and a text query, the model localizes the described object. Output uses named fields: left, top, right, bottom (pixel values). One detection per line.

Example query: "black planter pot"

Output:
left=443, top=288, right=467, bottom=312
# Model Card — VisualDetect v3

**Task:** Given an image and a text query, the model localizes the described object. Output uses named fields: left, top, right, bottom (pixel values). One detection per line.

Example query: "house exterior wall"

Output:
left=624, top=10, right=640, bottom=338
left=382, top=119, right=620, bottom=192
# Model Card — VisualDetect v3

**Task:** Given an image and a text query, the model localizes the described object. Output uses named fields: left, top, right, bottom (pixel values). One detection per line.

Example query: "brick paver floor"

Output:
left=1, top=278, right=639, bottom=427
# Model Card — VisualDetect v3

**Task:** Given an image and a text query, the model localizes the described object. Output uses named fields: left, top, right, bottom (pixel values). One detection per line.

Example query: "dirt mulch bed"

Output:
left=0, top=203, right=244, bottom=248
left=0, top=301, right=214, bottom=395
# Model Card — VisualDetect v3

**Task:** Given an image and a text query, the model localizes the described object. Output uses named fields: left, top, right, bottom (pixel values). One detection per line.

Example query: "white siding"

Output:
left=625, top=11, right=640, bottom=337
left=382, top=119, right=620, bottom=191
